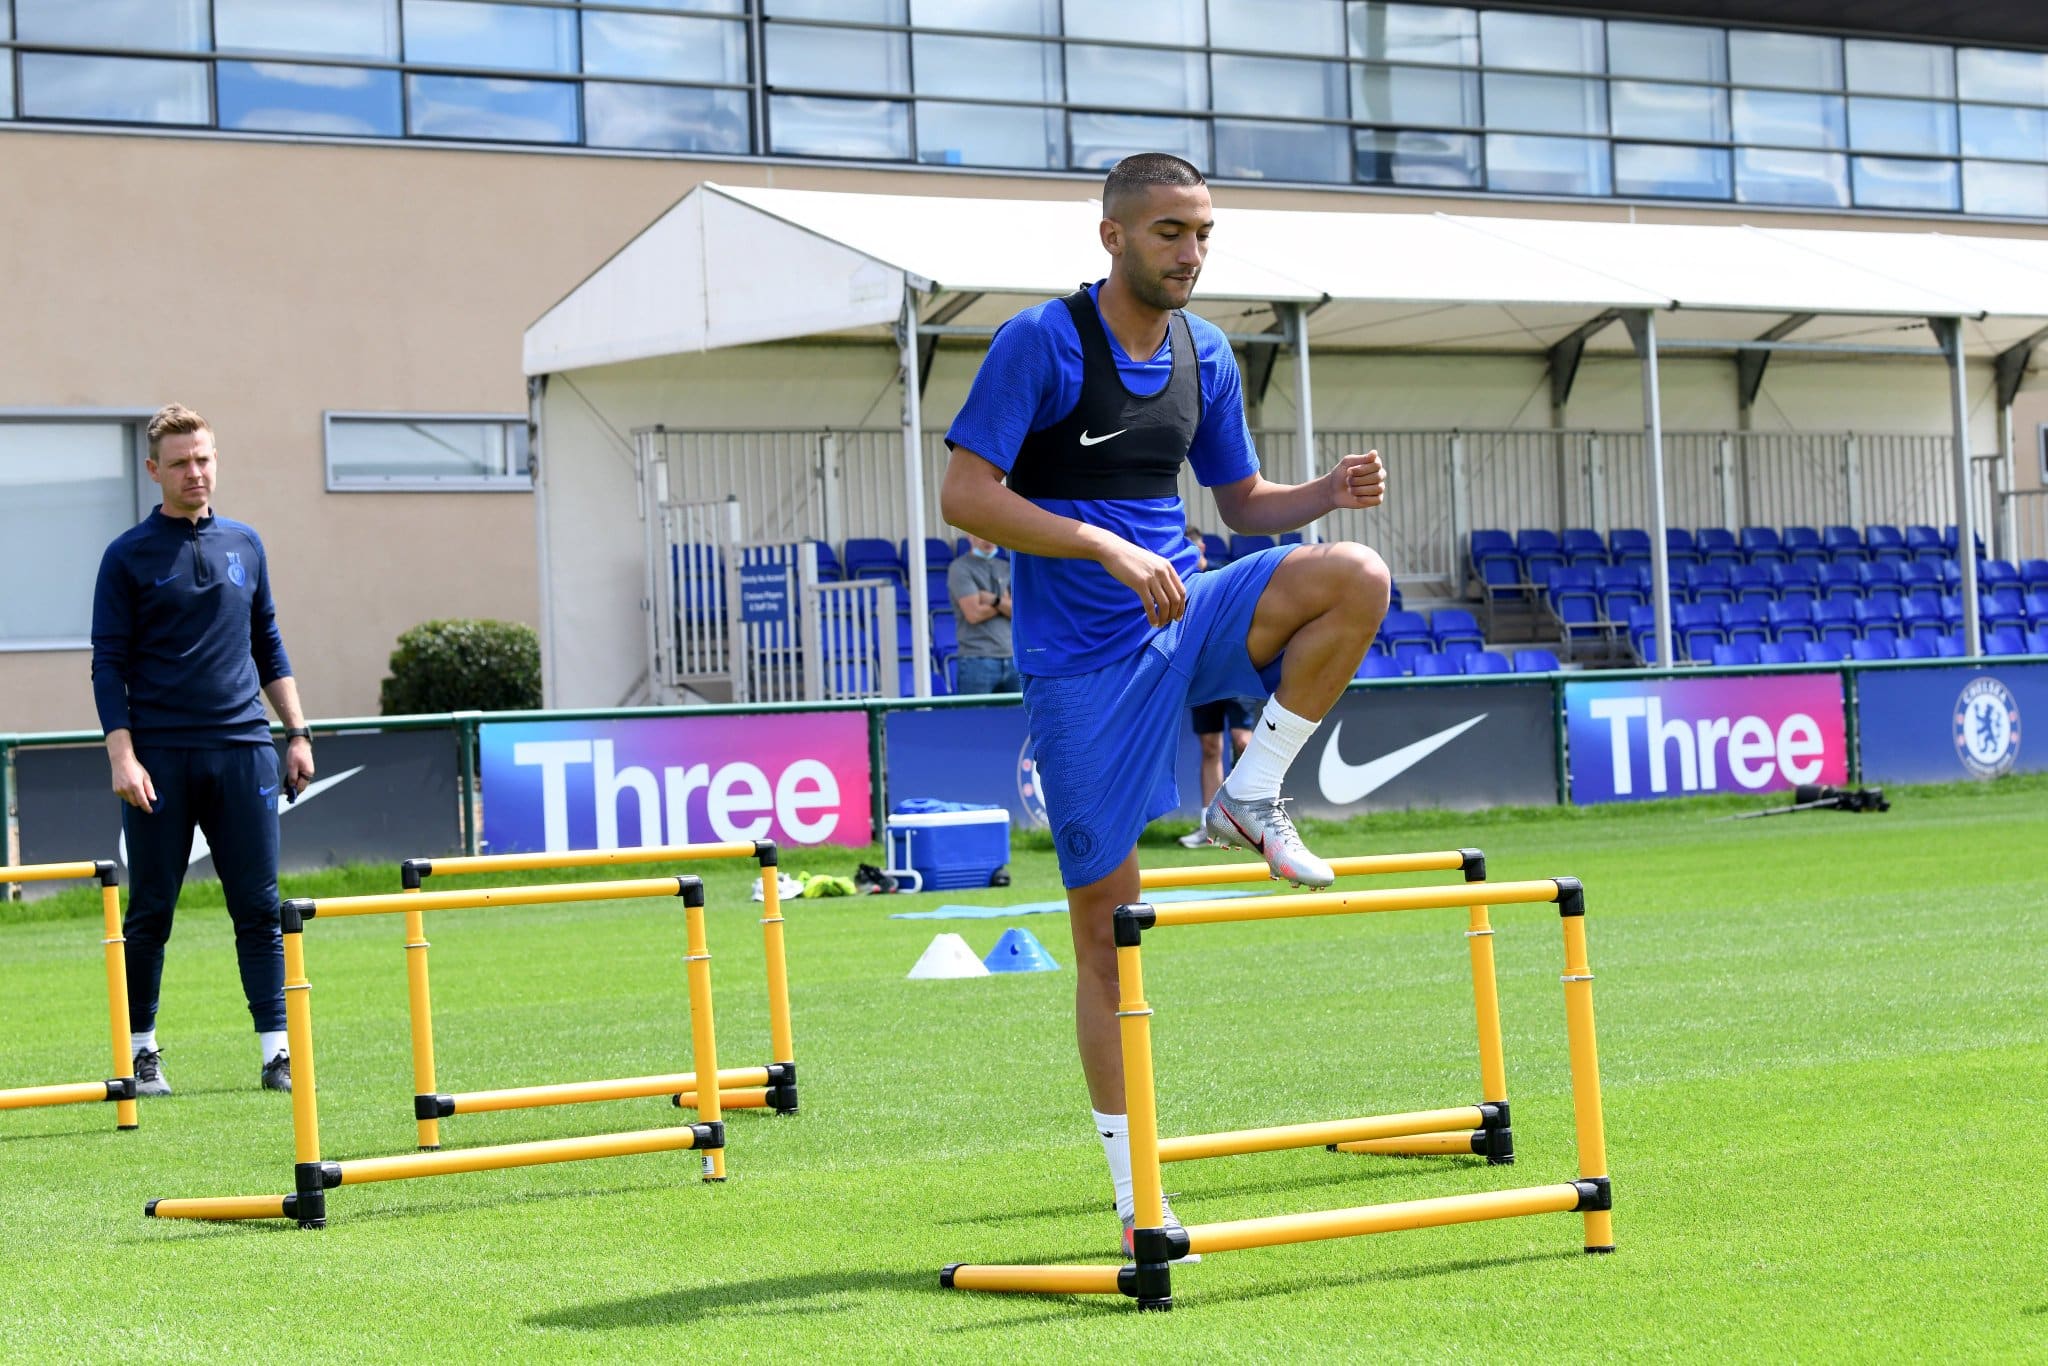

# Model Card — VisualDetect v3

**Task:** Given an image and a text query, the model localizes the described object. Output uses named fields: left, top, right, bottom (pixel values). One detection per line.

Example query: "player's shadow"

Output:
left=530, top=1260, right=1083, bottom=1328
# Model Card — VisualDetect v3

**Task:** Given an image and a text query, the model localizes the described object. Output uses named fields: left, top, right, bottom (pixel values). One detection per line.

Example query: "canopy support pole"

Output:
left=1290, top=302, right=1320, bottom=542
left=1932, top=318, right=1983, bottom=659
left=899, top=287, right=933, bottom=697
left=1624, top=311, right=1674, bottom=671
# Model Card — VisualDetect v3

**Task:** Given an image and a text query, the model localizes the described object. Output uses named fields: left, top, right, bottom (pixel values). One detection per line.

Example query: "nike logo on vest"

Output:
left=1077, top=429, right=1127, bottom=446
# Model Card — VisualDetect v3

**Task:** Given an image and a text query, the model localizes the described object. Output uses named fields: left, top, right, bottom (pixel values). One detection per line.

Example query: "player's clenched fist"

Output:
left=1328, top=449, right=1386, bottom=511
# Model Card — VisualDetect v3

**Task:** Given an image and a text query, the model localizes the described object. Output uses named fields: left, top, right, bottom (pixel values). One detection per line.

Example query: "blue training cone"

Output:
left=983, top=927, right=1059, bottom=973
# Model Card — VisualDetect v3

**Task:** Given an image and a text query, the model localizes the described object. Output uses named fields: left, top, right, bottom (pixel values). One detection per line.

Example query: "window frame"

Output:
left=322, top=410, right=532, bottom=494
left=0, top=407, right=154, bottom=652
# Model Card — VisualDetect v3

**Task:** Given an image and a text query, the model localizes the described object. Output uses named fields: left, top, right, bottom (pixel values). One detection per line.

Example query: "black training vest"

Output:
left=1007, top=286, right=1202, bottom=500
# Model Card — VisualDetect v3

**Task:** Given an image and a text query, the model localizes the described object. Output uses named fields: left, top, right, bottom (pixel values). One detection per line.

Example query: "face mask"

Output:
left=972, top=547, right=999, bottom=560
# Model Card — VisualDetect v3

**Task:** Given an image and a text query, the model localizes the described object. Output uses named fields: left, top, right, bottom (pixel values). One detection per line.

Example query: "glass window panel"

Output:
left=1733, top=89, right=1845, bottom=149
left=768, top=94, right=910, bottom=158
left=1213, top=54, right=1345, bottom=119
left=1734, top=147, right=1849, bottom=207
left=406, top=74, right=578, bottom=143
left=1067, top=110, right=1206, bottom=171
left=1957, top=49, right=2048, bottom=107
left=585, top=13, right=747, bottom=83
left=218, top=61, right=402, bottom=137
left=217, top=0, right=399, bottom=61
left=1478, top=11, right=1601, bottom=74
left=1845, top=39, right=1953, bottom=98
left=1610, top=81, right=1727, bottom=142
left=1351, top=63, right=1478, bottom=127
left=1606, top=20, right=1725, bottom=82
left=327, top=418, right=527, bottom=488
left=16, top=0, right=209, bottom=51
left=768, top=0, right=903, bottom=18
left=587, top=83, right=751, bottom=153
left=0, top=423, right=136, bottom=643
left=1729, top=31, right=1841, bottom=90
left=1484, top=133, right=1610, bottom=195
left=915, top=100, right=1061, bottom=168
left=1062, top=0, right=1204, bottom=46
left=1961, top=105, right=2048, bottom=161
left=1851, top=155, right=1958, bottom=211
left=1963, top=160, right=2048, bottom=216
left=1211, top=0, right=1344, bottom=57
left=404, top=1, right=577, bottom=74
left=1483, top=73, right=1605, bottom=136
left=1614, top=142, right=1731, bottom=199
left=769, top=24, right=908, bottom=95
left=1212, top=119, right=1349, bottom=183
left=611, top=0, right=746, bottom=10
left=913, top=34, right=1059, bottom=102
left=1, top=56, right=12, bottom=120
left=1347, top=3, right=1475, bottom=66
left=911, top=0, right=1058, bottom=34
left=1355, top=127, right=1480, bottom=187
left=19, top=54, right=208, bottom=124
left=1067, top=45, right=1207, bottom=112
left=1848, top=97, right=1956, bottom=156
left=2, top=0, right=10, bottom=41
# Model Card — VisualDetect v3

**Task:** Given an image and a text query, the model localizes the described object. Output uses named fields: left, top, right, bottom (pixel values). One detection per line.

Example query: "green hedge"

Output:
left=379, top=619, right=541, bottom=716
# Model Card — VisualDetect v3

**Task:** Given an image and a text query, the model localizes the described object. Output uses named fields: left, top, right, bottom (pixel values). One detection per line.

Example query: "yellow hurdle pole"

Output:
left=1183, top=1183, right=1586, bottom=1256
left=407, top=842, right=761, bottom=878
left=0, top=1080, right=124, bottom=1110
left=443, top=1068, right=772, bottom=1113
left=1335, top=1132, right=1487, bottom=1157
left=0, top=860, right=104, bottom=882
left=682, top=880, right=726, bottom=1182
left=332, top=1124, right=715, bottom=1185
left=1460, top=854, right=1513, bottom=1165
left=1143, top=878, right=1566, bottom=929
left=756, top=844, right=798, bottom=1113
left=940, top=1265, right=1127, bottom=1296
left=1138, top=849, right=1473, bottom=889
left=1558, top=882, right=1614, bottom=1253
left=280, top=910, right=330, bottom=1229
left=146, top=1194, right=291, bottom=1222
left=97, top=869, right=138, bottom=1130
left=399, top=865, right=441, bottom=1150
left=1113, top=906, right=1175, bottom=1312
left=673, top=1087, right=771, bottom=1111
left=1158, top=1106, right=1486, bottom=1163
left=293, top=876, right=697, bottom=919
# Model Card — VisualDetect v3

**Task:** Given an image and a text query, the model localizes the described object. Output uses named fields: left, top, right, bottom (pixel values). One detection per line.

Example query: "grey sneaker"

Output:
left=1176, top=827, right=1211, bottom=850
left=1202, top=790, right=1335, bottom=888
left=1121, top=1195, right=1201, bottom=1263
left=132, top=1048, right=171, bottom=1098
left=260, top=1052, right=292, bottom=1093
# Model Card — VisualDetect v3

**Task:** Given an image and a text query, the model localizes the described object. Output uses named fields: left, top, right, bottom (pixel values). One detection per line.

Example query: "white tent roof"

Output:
left=525, top=183, right=2048, bottom=376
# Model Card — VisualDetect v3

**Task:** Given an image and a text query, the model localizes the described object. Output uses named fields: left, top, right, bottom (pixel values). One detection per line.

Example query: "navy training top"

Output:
left=91, top=508, right=292, bottom=747
left=944, top=281, right=1259, bottom=676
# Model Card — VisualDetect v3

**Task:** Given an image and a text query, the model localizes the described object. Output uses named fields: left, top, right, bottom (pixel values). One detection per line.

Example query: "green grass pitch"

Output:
left=3, top=776, right=2044, bottom=1362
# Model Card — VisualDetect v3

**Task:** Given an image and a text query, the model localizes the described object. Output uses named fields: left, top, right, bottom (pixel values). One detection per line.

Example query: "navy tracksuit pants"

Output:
left=122, top=744, right=286, bottom=1034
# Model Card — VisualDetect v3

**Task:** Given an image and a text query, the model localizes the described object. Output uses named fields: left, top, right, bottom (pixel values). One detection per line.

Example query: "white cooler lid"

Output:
left=887, top=809, right=1010, bottom=828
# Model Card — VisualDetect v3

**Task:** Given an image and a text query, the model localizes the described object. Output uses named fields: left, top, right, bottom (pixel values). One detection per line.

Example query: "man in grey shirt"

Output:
left=946, top=533, right=1018, bottom=693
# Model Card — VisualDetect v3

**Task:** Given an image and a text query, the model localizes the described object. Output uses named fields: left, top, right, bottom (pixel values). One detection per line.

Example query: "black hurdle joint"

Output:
left=939, top=1265, right=960, bottom=1289
left=754, top=839, right=780, bottom=868
left=293, top=1161, right=340, bottom=1229
left=1555, top=878, right=1585, bottom=918
left=107, top=1077, right=138, bottom=1101
left=402, top=858, right=432, bottom=890
left=691, top=1121, right=725, bottom=1150
left=95, top=860, right=119, bottom=887
left=1477, top=1101, right=1514, bottom=1165
left=1126, top=1256, right=1173, bottom=1311
left=1131, top=1226, right=1191, bottom=1264
left=280, top=898, right=313, bottom=933
left=766, top=1061, right=799, bottom=1115
left=679, top=876, right=705, bottom=907
left=1459, top=849, right=1486, bottom=882
left=144, top=1199, right=160, bottom=1217
left=415, top=1094, right=456, bottom=1121
left=1572, top=1176, right=1612, bottom=1212
left=1113, top=904, right=1156, bottom=948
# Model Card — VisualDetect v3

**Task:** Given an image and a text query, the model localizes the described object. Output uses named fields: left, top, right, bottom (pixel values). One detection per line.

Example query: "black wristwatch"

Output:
left=285, top=728, right=313, bottom=742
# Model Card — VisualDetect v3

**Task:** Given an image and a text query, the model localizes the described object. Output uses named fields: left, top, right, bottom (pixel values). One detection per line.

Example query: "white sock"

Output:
left=259, top=1030, right=289, bottom=1062
left=1223, top=697, right=1320, bottom=803
left=131, top=1029, right=157, bottom=1056
left=1094, top=1109, right=1135, bottom=1220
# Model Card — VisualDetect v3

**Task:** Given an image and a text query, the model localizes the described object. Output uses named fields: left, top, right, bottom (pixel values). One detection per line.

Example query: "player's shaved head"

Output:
left=1103, top=153, right=1206, bottom=224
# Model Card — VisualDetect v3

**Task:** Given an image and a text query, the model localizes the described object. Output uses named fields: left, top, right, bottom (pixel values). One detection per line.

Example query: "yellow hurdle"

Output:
left=398, top=841, right=796, bottom=1149
left=146, top=875, right=727, bottom=1229
left=941, top=854, right=1614, bottom=1311
left=0, top=860, right=138, bottom=1131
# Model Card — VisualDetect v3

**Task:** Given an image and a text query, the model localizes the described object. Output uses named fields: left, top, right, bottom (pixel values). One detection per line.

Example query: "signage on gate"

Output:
left=480, top=712, right=870, bottom=852
left=1856, top=662, right=2047, bottom=783
left=738, top=562, right=792, bottom=624
left=1564, top=674, right=1847, bottom=804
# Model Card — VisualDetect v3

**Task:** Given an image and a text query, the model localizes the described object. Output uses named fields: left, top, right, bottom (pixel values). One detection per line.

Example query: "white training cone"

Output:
left=907, top=933, right=991, bottom=980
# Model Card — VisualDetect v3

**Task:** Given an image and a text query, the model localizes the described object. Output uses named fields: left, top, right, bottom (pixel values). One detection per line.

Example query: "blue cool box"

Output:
left=886, top=800, right=1010, bottom=892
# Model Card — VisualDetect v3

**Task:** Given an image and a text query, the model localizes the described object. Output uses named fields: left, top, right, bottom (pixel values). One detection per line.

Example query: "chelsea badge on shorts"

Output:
left=1953, top=676, right=2020, bottom=778
left=226, top=549, right=247, bottom=587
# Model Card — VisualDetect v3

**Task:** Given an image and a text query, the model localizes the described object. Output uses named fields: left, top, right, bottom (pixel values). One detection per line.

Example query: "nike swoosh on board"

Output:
left=118, top=766, right=365, bottom=871
left=1317, top=716, right=1488, bottom=806
left=1077, top=429, right=1127, bottom=446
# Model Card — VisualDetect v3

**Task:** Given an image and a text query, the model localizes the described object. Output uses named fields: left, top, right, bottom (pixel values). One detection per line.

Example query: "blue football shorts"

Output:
left=1022, top=545, right=1296, bottom=889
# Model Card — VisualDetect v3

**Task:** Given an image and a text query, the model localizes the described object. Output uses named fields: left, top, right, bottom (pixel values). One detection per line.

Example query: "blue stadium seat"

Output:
left=1675, top=602, right=1725, bottom=660
left=1980, top=558, right=2023, bottom=591
left=1730, top=563, right=1776, bottom=602
left=2025, top=590, right=2048, bottom=629
left=1377, top=608, right=1433, bottom=652
left=1819, top=561, right=1862, bottom=602
left=1228, top=533, right=1277, bottom=561
left=1202, top=532, right=1231, bottom=567
left=900, top=537, right=952, bottom=571
left=1904, top=524, right=1943, bottom=558
left=1430, top=607, right=1485, bottom=653
left=1942, top=524, right=1986, bottom=557
left=1710, top=641, right=1761, bottom=667
left=1987, top=626, right=2030, bottom=656
left=1513, top=648, right=1561, bottom=672
left=1595, top=564, right=1648, bottom=621
left=1461, top=650, right=1512, bottom=675
left=1665, top=528, right=1701, bottom=569
left=1858, top=600, right=1903, bottom=644
left=1865, top=524, right=1905, bottom=555
left=1410, top=652, right=1462, bottom=677
left=1758, top=641, right=1805, bottom=665
left=1722, top=600, right=1772, bottom=648
left=1783, top=525, right=1822, bottom=554
left=1850, top=637, right=1897, bottom=662
left=1822, top=525, right=1865, bottom=562
left=1392, top=641, right=1436, bottom=674
left=845, top=537, right=904, bottom=584
left=1543, top=564, right=1598, bottom=612
left=1899, top=560, right=1944, bottom=594
left=1556, top=598, right=1606, bottom=658
left=1894, top=637, right=1935, bottom=660
left=1767, top=600, right=1819, bottom=644
left=1609, top=528, right=1652, bottom=568
left=2030, top=628, right=2048, bottom=655
left=1355, top=653, right=1403, bottom=679
left=1277, top=532, right=1305, bottom=546
left=1903, top=594, right=1948, bottom=644
left=1516, top=529, right=1567, bottom=582
left=1469, top=529, right=1518, bottom=580
left=1773, top=563, right=1822, bottom=606
left=2020, top=558, right=2048, bottom=591
left=1802, top=640, right=1848, bottom=663
left=1983, top=589, right=2028, bottom=635
left=1697, top=527, right=1743, bottom=567
left=1740, top=526, right=1788, bottom=566
left=807, top=540, right=844, bottom=582
left=1561, top=528, right=1608, bottom=567
left=1815, top=598, right=1861, bottom=646
left=1934, top=633, right=1966, bottom=657
left=1690, top=563, right=1736, bottom=607
left=1477, top=558, right=1530, bottom=628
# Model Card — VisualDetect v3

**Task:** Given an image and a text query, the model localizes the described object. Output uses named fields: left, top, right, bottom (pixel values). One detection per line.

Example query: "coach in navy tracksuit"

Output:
left=90, top=404, right=315, bottom=1096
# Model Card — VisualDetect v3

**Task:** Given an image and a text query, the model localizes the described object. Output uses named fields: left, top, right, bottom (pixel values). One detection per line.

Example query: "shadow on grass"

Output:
left=935, top=1158, right=1484, bottom=1227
